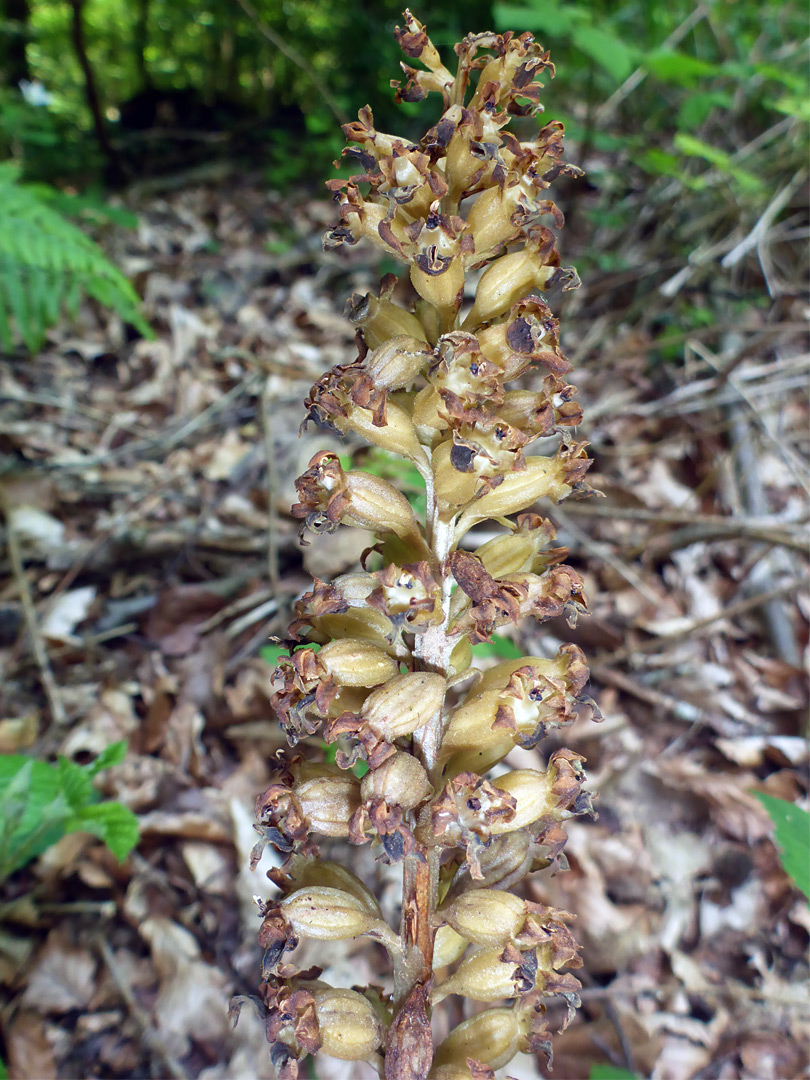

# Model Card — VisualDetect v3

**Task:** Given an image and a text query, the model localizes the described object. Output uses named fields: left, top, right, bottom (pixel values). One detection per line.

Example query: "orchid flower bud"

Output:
left=310, top=986, right=386, bottom=1060
left=361, top=671, right=445, bottom=741
left=347, top=288, right=430, bottom=348
left=432, top=1008, right=521, bottom=1071
left=432, top=945, right=539, bottom=1003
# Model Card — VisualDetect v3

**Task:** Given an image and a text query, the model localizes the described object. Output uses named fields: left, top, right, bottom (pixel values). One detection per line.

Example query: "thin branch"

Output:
left=721, top=168, right=808, bottom=269
left=2, top=498, right=66, bottom=726
left=730, top=410, right=802, bottom=666
left=234, top=0, right=348, bottom=126
left=68, top=0, right=121, bottom=179
left=596, top=3, right=711, bottom=122
left=690, top=340, right=810, bottom=498
left=260, top=380, right=280, bottom=597
left=559, top=501, right=808, bottom=553
left=596, top=575, right=809, bottom=666
left=552, top=506, right=662, bottom=605
left=95, top=937, right=189, bottom=1080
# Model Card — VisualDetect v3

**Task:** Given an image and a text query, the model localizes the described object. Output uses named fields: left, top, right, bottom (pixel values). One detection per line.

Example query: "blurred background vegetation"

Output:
left=1, top=0, right=806, bottom=186
left=0, top=0, right=806, bottom=346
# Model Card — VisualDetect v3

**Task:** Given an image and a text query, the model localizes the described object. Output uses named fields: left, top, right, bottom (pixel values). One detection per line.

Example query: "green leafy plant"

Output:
left=0, top=162, right=150, bottom=352
left=754, top=793, right=810, bottom=900
left=0, top=740, right=139, bottom=884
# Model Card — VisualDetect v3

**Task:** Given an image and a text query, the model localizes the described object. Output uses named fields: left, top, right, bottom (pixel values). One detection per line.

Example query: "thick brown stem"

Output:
left=399, top=850, right=434, bottom=997
left=389, top=845, right=436, bottom=1080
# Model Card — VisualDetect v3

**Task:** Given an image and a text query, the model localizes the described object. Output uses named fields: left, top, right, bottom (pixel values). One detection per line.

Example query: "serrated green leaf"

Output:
left=0, top=758, right=36, bottom=812
left=57, top=756, right=95, bottom=810
left=0, top=168, right=152, bottom=350
left=67, top=802, right=140, bottom=862
left=0, top=790, right=70, bottom=877
left=0, top=745, right=136, bottom=878
left=86, top=740, right=128, bottom=777
left=754, top=793, right=810, bottom=899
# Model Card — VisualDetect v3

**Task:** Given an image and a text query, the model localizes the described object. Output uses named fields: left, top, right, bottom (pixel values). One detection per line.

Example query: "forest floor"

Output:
left=0, top=171, right=808, bottom=1080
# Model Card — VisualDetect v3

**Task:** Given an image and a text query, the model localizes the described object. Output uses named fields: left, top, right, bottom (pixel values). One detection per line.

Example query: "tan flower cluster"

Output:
left=237, top=12, right=598, bottom=1079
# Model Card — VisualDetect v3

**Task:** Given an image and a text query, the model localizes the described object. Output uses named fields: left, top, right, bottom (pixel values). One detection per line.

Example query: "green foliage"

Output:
left=493, top=0, right=807, bottom=193
left=471, top=634, right=524, bottom=660
left=754, top=793, right=810, bottom=900
left=356, top=448, right=428, bottom=518
left=0, top=741, right=139, bottom=884
left=589, top=1066, right=640, bottom=1080
left=0, top=163, right=150, bottom=352
left=260, top=644, right=290, bottom=666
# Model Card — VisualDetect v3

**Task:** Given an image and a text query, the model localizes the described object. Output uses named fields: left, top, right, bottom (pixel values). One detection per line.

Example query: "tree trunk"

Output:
left=68, top=0, right=123, bottom=181
left=133, top=0, right=152, bottom=89
left=2, top=0, right=31, bottom=90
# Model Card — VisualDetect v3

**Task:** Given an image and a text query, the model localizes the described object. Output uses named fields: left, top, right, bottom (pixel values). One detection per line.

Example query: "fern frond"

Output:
left=0, top=163, right=151, bottom=353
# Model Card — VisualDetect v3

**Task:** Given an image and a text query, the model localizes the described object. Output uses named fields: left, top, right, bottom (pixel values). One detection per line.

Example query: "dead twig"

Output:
left=95, top=936, right=189, bottom=1080
left=260, top=379, right=280, bottom=597
left=592, top=664, right=711, bottom=728
left=690, top=341, right=810, bottom=499
left=552, top=506, right=663, bottom=605
left=730, top=409, right=802, bottom=666
left=2, top=498, right=67, bottom=726
left=597, top=575, right=809, bottom=667
left=33, top=374, right=262, bottom=474
left=559, top=501, right=808, bottom=553
left=235, top=0, right=348, bottom=125
left=596, top=3, right=710, bottom=122
left=721, top=168, right=807, bottom=271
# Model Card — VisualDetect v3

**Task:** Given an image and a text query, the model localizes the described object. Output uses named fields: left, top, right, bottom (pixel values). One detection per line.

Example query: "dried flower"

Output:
left=239, top=12, right=598, bottom=1079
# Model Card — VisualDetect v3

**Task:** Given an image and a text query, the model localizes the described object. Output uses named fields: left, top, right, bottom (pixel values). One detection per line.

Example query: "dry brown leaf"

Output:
left=21, top=930, right=97, bottom=1013
left=140, top=915, right=231, bottom=1057
left=4, top=1009, right=58, bottom=1079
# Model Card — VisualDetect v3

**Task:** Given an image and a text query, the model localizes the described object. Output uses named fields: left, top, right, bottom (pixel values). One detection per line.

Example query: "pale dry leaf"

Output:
left=7, top=505, right=65, bottom=547
left=4, top=1009, right=58, bottom=1079
left=202, top=429, right=252, bottom=481
left=651, top=1036, right=713, bottom=1080
left=41, top=585, right=97, bottom=641
left=715, top=734, right=808, bottom=767
left=60, top=686, right=139, bottom=757
left=633, top=458, right=699, bottom=510
left=21, top=931, right=97, bottom=1013
left=181, top=840, right=232, bottom=895
left=140, top=915, right=231, bottom=1057
left=700, top=877, right=763, bottom=937
left=138, top=786, right=232, bottom=842
left=0, top=712, right=38, bottom=752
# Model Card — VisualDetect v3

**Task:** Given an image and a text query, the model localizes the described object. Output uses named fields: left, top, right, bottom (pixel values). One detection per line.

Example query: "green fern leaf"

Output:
left=0, top=164, right=151, bottom=352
